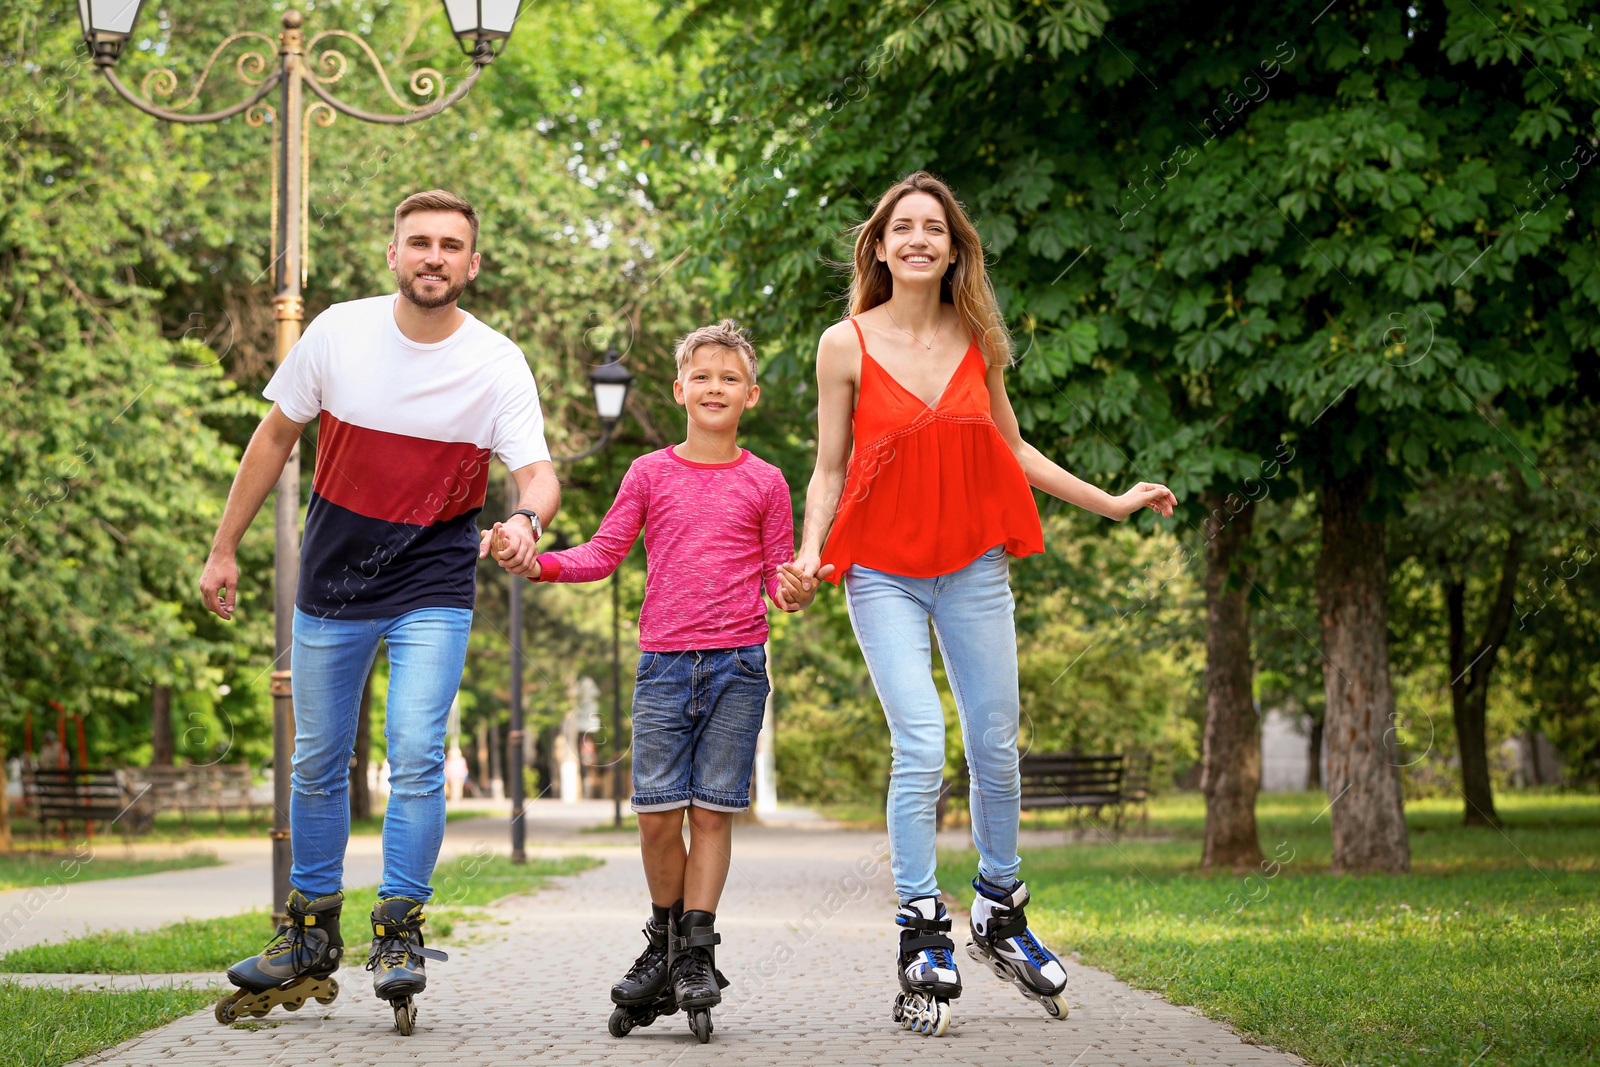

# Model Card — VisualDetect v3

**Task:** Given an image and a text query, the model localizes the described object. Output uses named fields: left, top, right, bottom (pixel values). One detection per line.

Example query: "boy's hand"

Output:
left=479, top=521, right=542, bottom=578
left=779, top=558, right=834, bottom=611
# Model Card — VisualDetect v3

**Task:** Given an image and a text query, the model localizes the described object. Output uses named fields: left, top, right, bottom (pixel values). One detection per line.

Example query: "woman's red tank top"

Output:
left=819, top=317, right=1044, bottom=582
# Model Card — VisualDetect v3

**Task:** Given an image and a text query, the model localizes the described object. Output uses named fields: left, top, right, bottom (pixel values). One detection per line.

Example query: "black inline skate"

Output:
left=607, top=908, right=679, bottom=1038
left=891, top=896, right=960, bottom=1037
left=215, top=889, right=343, bottom=1025
left=966, top=876, right=1069, bottom=1019
left=668, top=910, right=728, bottom=1044
left=366, top=896, right=448, bottom=1036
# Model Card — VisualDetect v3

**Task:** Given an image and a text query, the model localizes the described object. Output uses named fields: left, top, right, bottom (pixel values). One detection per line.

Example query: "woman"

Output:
left=782, top=172, right=1175, bottom=1036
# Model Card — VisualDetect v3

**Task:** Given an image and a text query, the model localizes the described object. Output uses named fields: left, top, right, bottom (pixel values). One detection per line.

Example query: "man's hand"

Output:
left=200, top=552, right=240, bottom=620
left=479, top=518, right=541, bottom=578
left=1114, top=482, right=1178, bottom=520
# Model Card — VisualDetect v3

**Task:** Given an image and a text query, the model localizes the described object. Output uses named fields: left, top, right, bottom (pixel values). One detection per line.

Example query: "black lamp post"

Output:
left=506, top=349, right=635, bottom=858
left=81, top=0, right=521, bottom=921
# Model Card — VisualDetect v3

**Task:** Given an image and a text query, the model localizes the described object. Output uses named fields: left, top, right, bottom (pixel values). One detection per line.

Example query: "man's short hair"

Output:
left=673, top=319, right=758, bottom=382
left=393, top=190, right=479, bottom=252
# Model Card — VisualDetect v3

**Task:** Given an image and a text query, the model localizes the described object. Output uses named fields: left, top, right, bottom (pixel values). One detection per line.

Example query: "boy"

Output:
left=487, top=319, right=803, bottom=1042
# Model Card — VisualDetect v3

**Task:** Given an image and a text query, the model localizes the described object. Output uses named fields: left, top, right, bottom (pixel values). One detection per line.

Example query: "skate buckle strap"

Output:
left=900, top=933, right=955, bottom=955
left=989, top=911, right=1030, bottom=943
left=898, top=914, right=952, bottom=933
left=673, top=928, right=721, bottom=952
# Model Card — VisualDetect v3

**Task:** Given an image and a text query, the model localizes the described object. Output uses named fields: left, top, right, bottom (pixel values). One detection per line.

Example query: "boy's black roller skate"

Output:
left=669, top=910, right=729, bottom=1044
left=891, top=896, right=959, bottom=1037
left=966, top=876, right=1069, bottom=1019
left=366, top=896, right=448, bottom=1036
left=215, top=889, right=343, bottom=1025
left=608, top=912, right=679, bottom=1037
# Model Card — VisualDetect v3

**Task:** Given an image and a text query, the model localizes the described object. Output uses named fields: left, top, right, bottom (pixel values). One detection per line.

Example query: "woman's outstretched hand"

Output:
left=1116, top=482, right=1178, bottom=520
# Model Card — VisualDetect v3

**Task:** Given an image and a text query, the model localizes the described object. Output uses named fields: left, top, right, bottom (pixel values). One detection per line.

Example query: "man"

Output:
left=201, top=190, right=557, bottom=1033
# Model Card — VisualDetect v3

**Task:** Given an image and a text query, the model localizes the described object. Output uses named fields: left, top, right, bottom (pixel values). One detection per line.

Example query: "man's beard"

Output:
left=399, top=270, right=468, bottom=309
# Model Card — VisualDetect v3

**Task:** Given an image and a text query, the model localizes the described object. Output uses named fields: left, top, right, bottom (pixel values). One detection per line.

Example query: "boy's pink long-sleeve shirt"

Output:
left=534, top=446, right=794, bottom=652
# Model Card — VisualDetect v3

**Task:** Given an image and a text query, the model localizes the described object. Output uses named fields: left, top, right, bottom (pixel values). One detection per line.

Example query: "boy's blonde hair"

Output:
left=673, top=319, right=758, bottom=382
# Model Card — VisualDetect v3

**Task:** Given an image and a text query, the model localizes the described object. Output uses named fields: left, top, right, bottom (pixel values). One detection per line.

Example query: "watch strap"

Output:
left=509, top=509, right=542, bottom=539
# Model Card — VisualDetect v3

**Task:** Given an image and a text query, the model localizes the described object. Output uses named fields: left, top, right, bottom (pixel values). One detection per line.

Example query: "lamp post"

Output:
left=507, top=350, right=634, bottom=856
left=79, top=0, right=522, bottom=920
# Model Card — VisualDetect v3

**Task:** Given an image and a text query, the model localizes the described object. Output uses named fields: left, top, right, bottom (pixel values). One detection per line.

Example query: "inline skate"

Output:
left=966, top=877, right=1069, bottom=1019
left=366, top=896, right=448, bottom=1036
left=214, top=889, right=343, bottom=1025
left=891, top=896, right=959, bottom=1037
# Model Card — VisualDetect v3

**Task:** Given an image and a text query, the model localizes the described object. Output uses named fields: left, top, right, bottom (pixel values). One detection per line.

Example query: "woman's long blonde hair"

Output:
left=846, top=172, right=1012, bottom=366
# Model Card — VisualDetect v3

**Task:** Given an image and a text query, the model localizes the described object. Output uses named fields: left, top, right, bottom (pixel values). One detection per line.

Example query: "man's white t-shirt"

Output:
left=264, top=294, right=551, bottom=618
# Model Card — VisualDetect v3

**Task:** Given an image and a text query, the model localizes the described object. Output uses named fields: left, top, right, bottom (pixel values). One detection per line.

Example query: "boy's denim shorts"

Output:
left=630, top=644, right=770, bottom=813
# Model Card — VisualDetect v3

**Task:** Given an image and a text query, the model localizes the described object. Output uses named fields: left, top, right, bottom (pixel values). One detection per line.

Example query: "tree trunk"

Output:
left=1308, top=717, right=1324, bottom=790
left=1200, top=490, right=1264, bottom=870
left=1316, top=464, right=1410, bottom=874
left=1447, top=529, right=1523, bottom=827
left=350, top=673, right=373, bottom=822
left=151, top=685, right=174, bottom=766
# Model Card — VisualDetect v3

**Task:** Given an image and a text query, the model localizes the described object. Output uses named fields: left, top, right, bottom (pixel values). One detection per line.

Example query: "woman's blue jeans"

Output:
left=288, top=605, right=472, bottom=902
left=844, top=545, right=1023, bottom=902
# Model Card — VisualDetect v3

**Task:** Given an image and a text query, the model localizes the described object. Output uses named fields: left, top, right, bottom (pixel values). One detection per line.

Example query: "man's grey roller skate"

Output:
left=891, top=896, right=959, bottom=1037
left=215, top=889, right=343, bottom=1025
left=608, top=913, right=680, bottom=1037
left=366, top=896, right=448, bottom=1036
left=669, top=910, right=729, bottom=1044
left=966, top=876, right=1069, bottom=1019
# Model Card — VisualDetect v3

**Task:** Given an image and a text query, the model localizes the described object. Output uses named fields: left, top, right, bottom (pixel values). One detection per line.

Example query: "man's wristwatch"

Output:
left=508, top=509, right=543, bottom=540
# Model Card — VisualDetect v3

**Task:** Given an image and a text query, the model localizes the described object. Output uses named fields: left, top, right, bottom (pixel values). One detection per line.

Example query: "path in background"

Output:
left=0, top=799, right=625, bottom=954
left=74, top=821, right=1303, bottom=1067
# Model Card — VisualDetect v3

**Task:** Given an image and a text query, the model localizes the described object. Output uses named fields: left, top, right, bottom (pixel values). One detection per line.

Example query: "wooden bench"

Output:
left=22, top=767, right=154, bottom=840
left=127, top=763, right=258, bottom=829
left=939, top=753, right=1143, bottom=833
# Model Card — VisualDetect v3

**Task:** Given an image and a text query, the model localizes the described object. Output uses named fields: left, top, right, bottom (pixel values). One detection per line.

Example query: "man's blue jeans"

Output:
left=844, top=545, right=1023, bottom=902
left=288, top=605, right=472, bottom=902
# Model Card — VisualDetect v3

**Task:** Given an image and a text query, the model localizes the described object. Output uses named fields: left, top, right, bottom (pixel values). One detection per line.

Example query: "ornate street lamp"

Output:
left=443, top=1, right=522, bottom=58
left=80, top=3, right=521, bottom=922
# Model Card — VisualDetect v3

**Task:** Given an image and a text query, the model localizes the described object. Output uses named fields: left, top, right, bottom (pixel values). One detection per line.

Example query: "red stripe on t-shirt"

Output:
left=313, top=412, right=492, bottom=527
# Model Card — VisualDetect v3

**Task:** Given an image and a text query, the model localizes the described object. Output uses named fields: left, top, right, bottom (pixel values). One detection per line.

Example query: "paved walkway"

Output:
left=66, top=820, right=1302, bottom=1067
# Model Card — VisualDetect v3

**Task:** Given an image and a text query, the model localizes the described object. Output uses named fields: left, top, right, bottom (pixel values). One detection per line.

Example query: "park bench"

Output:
left=938, top=752, right=1147, bottom=833
left=21, top=767, right=155, bottom=840
left=127, top=762, right=259, bottom=829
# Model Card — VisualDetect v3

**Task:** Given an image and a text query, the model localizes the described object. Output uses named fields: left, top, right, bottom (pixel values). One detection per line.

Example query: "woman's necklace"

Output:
left=885, top=305, right=943, bottom=351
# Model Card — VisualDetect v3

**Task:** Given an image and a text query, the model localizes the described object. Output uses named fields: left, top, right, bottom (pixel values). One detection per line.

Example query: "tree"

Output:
left=676, top=0, right=1599, bottom=875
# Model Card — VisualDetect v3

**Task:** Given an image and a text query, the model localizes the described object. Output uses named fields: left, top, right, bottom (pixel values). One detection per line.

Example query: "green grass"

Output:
left=0, top=983, right=217, bottom=1067
left=813, top=800, right=888, bottom=828
left=939, top=791, right=1600, bottom=1067
left=0, top=853, right=600, bottom=975
left=0, top=851, right=222, bottom=892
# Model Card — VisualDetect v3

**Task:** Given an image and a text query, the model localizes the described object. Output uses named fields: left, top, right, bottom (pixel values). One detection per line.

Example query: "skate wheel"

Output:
left=282, top=998, right=302, bottom=1012
left=315, top=979, right=340, bottom=1006
left=608, top=1006, right=634, bottom=1038
left=393, top=997, right=416, bottom=1037
left=214, top=996, right=239, bottom=1026
left=689, top=1008, right=712, bottom=1044
left=1043, top=992, right=1069, bottom=1019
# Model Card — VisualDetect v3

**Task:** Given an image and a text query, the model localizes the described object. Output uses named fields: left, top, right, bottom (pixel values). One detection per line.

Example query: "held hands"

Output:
left=778, top=553, right=836, bottom=612
left=1115, top=482, right=1178, bottom=520
left=478, top=517, right=541, bottom=579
